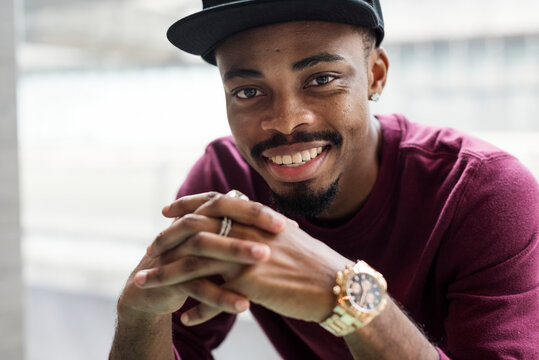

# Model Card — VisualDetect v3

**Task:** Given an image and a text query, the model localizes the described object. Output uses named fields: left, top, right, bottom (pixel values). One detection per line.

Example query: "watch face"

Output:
left=346, top=273, right=383, bottom=312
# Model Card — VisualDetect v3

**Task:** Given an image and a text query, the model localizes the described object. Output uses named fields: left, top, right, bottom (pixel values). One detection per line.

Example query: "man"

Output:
left=110, top=1, right=539, bottom=359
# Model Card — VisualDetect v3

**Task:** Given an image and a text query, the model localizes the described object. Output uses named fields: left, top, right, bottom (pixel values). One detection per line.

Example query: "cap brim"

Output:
left=167, top=0, right=384, bottom=65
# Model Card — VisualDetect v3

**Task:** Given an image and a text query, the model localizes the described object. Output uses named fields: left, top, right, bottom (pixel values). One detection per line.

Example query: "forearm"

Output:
left=110, top=309, right=175, bottom=360
left=344, top=299, right=439, bottom=360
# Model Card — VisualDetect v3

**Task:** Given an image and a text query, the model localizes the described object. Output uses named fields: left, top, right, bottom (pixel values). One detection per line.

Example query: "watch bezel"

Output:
left=334, top=261, right=388, bottom=324
left=346, top=272, right=383, bottom=313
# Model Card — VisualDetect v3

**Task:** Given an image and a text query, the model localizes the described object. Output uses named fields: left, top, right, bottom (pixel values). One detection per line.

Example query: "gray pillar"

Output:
left=0, top=0, right=24, bottom=358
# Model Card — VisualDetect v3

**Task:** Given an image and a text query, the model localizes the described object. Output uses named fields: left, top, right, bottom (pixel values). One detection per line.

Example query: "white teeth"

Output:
left=282, top=155, right=292, bottom=165
left=269, top=146, right=325, bottom=166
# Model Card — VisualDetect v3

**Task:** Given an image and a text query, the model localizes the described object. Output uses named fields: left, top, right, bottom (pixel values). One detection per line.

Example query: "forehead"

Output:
left=215, top=21, right=366, bottom=70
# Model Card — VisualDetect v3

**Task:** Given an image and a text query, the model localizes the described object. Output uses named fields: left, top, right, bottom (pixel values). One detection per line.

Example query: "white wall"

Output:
left=0, top=0, right=23, bottom=358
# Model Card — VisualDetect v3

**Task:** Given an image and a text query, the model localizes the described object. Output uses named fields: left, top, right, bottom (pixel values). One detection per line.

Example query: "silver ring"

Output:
left=218, top=216, right=232, bottom=237
left=218, top=190, right=247, bottom=237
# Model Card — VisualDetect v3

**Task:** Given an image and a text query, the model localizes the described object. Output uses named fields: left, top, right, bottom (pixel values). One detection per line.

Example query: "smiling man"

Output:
left=109, top=1, right=539, bottom=359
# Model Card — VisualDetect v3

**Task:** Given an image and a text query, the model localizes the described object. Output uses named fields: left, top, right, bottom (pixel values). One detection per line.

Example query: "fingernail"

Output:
left=235, top=299, right=249, bottom=312
left=181, top=313, right=190, bottom=324
left=135, top=271, right=147, bottom=286
left=252, top=244, right=269, bottom=260
left=162, top=204, right=170, bottom=214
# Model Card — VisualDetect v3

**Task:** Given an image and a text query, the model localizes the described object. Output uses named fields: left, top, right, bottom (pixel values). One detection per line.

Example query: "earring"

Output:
left=370, top=93, right=380, bottom=102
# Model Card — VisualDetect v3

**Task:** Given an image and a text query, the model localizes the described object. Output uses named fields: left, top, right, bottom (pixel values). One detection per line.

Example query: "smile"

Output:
left=268, top=147, right=323, bottom=167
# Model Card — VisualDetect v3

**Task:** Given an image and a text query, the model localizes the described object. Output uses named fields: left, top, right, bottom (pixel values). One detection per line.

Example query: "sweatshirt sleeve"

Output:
left=172, top=299, right=237, bottom=360
left=439, top=154, right=539, bottom=359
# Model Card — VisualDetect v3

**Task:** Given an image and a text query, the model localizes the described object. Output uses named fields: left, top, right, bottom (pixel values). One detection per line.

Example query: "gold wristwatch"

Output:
left=320, top=260, right=388, bottom=337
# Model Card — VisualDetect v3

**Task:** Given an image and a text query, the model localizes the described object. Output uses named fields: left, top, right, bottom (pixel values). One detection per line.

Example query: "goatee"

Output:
left=270, top=176, right=340, bottom=219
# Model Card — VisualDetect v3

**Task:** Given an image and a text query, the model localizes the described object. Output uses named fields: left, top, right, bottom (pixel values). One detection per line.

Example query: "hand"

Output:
left=120, top=192, right=288, bottom=324
left=117, top=235, right=256, bottom=324
left=152, top=192, right=288, bottom=257
left=221, top=219, right=351, bottom=323
left=159, top=193, right=351, bottom=325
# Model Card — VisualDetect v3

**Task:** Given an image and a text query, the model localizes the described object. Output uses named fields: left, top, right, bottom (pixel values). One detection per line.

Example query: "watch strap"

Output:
left=320, top=305, right=365, bottom=336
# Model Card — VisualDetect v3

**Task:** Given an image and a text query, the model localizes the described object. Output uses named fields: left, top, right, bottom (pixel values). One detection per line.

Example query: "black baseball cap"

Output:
left=167, top=0, right=384, bottom=65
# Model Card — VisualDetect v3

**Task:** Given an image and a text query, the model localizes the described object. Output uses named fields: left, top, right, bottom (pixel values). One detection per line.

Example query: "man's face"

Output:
left=215, top=21, right=383, bottom=219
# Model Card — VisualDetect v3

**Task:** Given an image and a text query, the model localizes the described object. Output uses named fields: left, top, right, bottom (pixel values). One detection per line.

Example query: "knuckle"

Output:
left=185, top=279, right=204, bottom=298
left=178, top=213, right=199, bottom=230
left=189, top=233, right=205, bottom=253
left=228, top=240, right=241, bottom=257
left=180, top=256, right=199, bottom=274
left=170, top=196, right=187, bottom=212
left=209, top=193, right=224, bottom=208
left=159, top=251, right=175, bottom=265
left=204, top=192, right=219, bottom=202
left=216, top=291, right=228, bottom=308
left=248, top=202, right=265, bottom=219
left=151, top=267, right=165, bottom=283
left=153, top=231, right=165, bottom=248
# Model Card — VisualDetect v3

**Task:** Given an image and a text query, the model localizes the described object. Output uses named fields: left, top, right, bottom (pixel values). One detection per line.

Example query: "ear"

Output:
left=368, top=47, right=389, bottom=98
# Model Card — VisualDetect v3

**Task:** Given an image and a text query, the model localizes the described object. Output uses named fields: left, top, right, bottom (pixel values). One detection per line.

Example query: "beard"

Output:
left=270, top=176, right=340, bottom=219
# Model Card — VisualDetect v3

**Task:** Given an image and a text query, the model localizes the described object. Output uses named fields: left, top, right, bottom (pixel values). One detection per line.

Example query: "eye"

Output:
left=307, top=75, right=336, bottom=87
left=233, top=88, right=263, bottom=99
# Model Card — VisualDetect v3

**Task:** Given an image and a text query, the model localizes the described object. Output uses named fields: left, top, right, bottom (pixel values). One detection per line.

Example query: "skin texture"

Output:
left=110, top=22, right=439, bottom=360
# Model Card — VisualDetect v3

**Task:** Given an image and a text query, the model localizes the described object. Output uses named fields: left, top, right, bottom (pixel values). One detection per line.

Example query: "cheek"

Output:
left=340, top=101, right=369, bottom=140
left=227, top=118, right=260, bottom=164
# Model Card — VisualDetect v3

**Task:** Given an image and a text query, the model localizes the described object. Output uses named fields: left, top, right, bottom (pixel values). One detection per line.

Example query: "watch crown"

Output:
left=333, top=285, right=341, bottom=295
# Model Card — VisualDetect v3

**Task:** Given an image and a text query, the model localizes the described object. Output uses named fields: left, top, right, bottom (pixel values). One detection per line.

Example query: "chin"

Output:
left=269, top=176, right=341, bottom=218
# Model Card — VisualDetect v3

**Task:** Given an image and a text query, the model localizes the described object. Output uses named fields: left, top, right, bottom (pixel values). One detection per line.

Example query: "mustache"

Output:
left=251, top=131, right=343, bottom=158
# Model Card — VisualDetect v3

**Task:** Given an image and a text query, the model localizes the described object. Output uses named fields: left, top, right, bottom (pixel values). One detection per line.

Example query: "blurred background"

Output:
left=1, top=0, right=538, bottom=359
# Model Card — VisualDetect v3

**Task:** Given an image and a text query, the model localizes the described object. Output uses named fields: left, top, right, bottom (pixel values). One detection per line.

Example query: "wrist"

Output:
left=117, top=300, right=169, bottom=328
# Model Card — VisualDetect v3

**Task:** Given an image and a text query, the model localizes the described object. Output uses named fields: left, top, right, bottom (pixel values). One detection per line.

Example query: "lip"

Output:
left=264, top=147, right=329, bottom=183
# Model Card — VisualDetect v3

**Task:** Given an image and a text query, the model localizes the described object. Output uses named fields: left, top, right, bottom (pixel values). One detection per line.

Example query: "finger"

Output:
left=195, top=195, right=287, bottom=234
left=148, top=214, right=220, bottom=257
left=162, top=192, right=219, bottom=218
left=181, top=305, right=222, bottom=326
left=178, top=279, right=250, bottom=325
left=134, top=254, right=244, bottom=289
left=181, top=300, right=249, bottom=326
left=160, top=231, right=271, bottom=264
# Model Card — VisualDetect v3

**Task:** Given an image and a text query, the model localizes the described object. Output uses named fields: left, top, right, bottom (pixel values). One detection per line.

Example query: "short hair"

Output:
left=353, top=26, right=377, bottom=57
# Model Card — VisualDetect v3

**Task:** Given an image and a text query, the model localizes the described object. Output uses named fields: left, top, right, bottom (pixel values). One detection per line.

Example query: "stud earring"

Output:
left=370, top=93, right=380, bottom=102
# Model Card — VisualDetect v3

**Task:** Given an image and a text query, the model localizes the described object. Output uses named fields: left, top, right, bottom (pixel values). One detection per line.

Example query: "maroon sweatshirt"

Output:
left=172, top=114, right=539, bottom=359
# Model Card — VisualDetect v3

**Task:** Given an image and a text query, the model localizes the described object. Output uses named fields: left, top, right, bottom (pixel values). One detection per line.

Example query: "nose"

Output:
left=260, top=92, right=315, bottom=135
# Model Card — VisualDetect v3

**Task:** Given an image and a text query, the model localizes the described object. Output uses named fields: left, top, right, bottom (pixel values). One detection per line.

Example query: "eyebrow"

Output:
left=292, top=52, right=345, bottom=71
left=223, top=52, right=345, bottom=81
left=224, top=69, right=263, bottom=81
